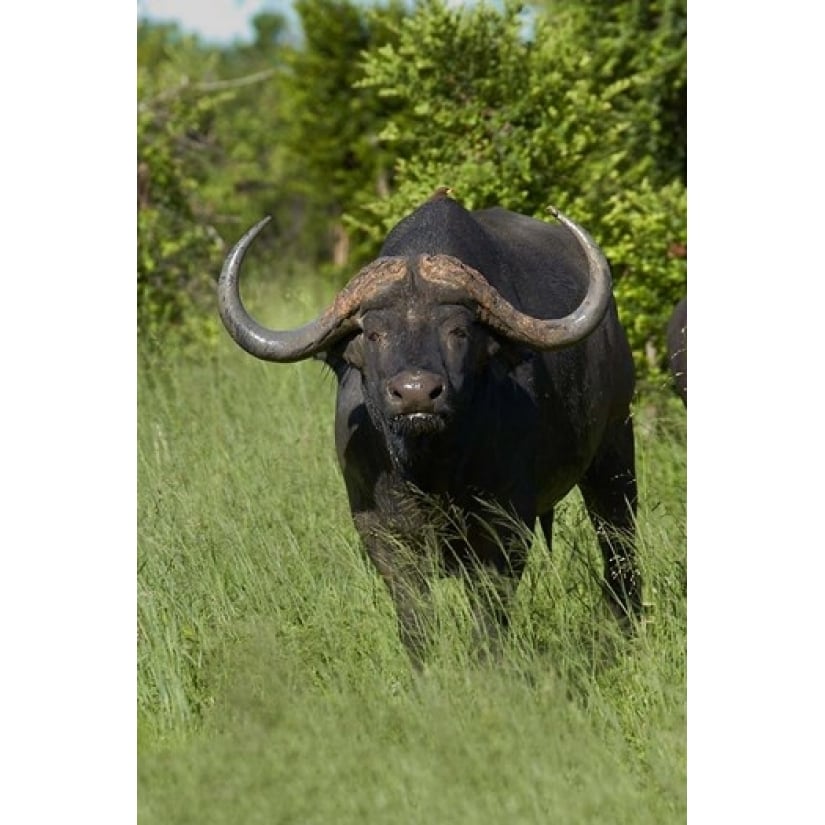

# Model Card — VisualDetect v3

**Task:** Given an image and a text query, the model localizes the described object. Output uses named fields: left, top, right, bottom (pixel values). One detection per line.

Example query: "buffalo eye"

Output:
left=366, top=330, right=382, bottom=343
left=449, top=326, right=468, bottom=340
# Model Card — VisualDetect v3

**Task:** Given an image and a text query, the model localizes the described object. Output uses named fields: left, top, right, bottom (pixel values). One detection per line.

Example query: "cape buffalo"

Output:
left=666, top=297, right=687, bottom=405
left=219, top=194, right=642, bottom=660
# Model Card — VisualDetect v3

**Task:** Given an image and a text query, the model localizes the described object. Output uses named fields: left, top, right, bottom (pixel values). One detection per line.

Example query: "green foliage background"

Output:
left=136, top=0, right=686, bottom=374
left=353, top=0, right=686, bottom=378
left=137, top=0, right=685, bottom=376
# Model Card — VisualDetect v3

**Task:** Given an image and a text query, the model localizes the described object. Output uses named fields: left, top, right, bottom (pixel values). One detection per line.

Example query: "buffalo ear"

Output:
left=315, top=333, right=365, bottom=374
left=486, top=335, right=532, bottom=369
left=339, top=333, right=365, bottom=369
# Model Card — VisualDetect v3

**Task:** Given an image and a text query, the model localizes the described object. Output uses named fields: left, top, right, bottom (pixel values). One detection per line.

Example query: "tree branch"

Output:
left=139, top=69, right=277, bottom=113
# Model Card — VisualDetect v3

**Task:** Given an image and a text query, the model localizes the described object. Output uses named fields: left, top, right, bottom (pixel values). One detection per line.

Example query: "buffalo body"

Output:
left=219, top=195, right=643, bottom=659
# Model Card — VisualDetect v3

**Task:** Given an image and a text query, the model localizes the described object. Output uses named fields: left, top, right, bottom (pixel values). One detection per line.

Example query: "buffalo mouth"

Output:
left=390, top=412, right=447, bottom=436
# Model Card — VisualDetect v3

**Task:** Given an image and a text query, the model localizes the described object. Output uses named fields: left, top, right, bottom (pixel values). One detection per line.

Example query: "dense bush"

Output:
left=136, top=1, right=686, bottom=376
left=137, top=4, right=404, bottom=348
left=352, top=0, right=686, bottom=376
left=137, top=29, right=228, bottom=348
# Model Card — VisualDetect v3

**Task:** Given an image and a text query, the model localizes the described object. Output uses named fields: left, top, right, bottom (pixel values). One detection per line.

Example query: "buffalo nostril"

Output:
left=387, top=371, right=445, bottom=413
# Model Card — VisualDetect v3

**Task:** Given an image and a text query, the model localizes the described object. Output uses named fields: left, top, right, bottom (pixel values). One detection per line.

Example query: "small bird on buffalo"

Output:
left=427, top=186, right=455, bottom=202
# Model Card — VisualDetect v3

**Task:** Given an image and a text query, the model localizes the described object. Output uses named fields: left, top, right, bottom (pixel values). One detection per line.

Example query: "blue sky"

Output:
left=136, top=0, right=477, bottom=43
left=137, top=0, right=297, bottom=43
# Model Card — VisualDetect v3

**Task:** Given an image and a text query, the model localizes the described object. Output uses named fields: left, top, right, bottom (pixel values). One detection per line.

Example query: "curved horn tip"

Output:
left=228, top=215, right=274, bottom=250
left=545, top=204, right=562, bottom=220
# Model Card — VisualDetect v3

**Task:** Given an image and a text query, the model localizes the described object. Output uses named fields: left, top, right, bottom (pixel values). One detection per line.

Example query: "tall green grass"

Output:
left=138, top=283, right=686, bottom=823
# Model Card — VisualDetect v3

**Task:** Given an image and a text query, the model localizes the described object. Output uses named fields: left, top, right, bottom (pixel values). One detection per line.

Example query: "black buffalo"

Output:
left=219, top=194, right=642, bottom=660
left=666, top=297, right=687, bottom=405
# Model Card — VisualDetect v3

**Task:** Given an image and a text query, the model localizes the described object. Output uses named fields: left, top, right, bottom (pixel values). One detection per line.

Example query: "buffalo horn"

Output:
left=219, top=205, right=612, bottom=361
left=418, top=205, right=612, bottom=351
left=218, top=216, right=407, bottom=362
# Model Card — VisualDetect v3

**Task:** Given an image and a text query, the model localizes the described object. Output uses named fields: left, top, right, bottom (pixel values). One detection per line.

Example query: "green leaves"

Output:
left=137, top=56, right=225, bottom=348
left=136, top=1, right=685, bottom=375
left=137, top=20, right=290, bottom=350
left=352, top=0, right=686, bottom=378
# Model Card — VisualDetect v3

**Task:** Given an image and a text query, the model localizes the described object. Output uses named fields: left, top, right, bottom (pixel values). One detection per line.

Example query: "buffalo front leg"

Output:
left=464, top=566, right=521, bottom=659
left=538, top=508, right=555, bottom=555
left=355, top=513, right=435, bottom=667
left=460, top=521, right=530, bottom=658
left=578, top=417, right=643, bottom=628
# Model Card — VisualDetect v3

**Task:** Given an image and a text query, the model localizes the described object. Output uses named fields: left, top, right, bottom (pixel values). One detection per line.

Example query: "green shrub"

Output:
left=352, top=0, right=686, bottom=378
left=137, top=50, right=227, bottom=348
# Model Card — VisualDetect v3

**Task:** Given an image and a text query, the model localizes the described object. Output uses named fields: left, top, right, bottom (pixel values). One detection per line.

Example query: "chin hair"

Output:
left=389, top=412, right=448, bottom=437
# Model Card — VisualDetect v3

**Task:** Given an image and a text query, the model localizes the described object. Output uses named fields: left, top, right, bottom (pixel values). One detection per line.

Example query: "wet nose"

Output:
left=386, top=370, right=445, bottom=414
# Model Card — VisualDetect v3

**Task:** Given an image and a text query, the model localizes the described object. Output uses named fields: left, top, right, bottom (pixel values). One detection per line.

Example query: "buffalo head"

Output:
left=218, top=206, right=612, bottom=371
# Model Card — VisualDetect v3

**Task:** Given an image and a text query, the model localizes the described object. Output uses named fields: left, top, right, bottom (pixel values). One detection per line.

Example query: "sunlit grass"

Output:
left=138, top=280, right=686, bottom=823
